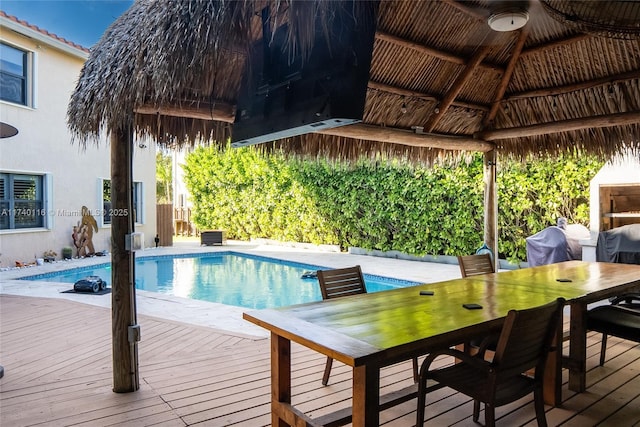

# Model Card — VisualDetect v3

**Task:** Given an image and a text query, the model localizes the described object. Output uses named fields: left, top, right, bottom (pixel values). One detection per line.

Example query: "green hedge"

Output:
left=183, top=145, right=602, bottom=262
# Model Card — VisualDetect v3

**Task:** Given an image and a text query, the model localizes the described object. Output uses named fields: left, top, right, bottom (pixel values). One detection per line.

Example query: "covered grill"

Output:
left=596, top=224, right=640, bottom=264
left=526, top=221, right=590, bottom=267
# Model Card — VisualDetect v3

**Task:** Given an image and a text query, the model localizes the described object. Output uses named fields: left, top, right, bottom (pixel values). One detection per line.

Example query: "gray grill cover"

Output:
left=596, top=224, right=640, bottom=264
left=526, top=224, right=590, bottom=267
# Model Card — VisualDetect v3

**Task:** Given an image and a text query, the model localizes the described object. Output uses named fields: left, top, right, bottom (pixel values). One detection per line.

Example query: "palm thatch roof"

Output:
left=67, top=0, right=640, bottom=163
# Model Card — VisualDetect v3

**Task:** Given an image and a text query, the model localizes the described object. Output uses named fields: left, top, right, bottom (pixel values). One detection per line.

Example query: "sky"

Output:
left=1, top=0, right=133, bottom=48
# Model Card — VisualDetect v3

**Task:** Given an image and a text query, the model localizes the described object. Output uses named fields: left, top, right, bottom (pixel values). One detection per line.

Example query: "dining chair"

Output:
left=457, top=254, right=495, bottom=354
left=317, top=266, right=367, bottom=385
left=416, top=297, right=565, bottom=427
left=316, top=266, right=420, bottom=384
left=457, top=253, right=494, bottom=277
left=587, top=294, right=640, bottom=366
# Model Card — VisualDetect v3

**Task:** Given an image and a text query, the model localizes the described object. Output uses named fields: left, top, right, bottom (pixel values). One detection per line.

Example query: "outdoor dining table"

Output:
left=243, top=261, right=640, bottom=427
left=471, top=260, right=640, bottom=393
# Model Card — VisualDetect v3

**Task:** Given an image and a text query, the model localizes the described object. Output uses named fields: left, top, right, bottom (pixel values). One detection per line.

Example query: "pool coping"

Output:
left=0, top=240, right=463, bottom=338
left=18, top=250, right=420, bottom=288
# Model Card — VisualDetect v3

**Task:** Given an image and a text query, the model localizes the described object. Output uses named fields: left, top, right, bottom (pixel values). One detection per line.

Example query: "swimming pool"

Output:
left=22, top=252, right=418, bottom=309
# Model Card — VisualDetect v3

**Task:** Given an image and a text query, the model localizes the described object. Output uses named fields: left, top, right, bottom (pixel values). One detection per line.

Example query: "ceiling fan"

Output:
left=487, top=0, right=530, bottom=32
left=469, top=0, right=640, bottom=39
left=540, top=0, right=640, bottom=40
left=446, top=1, right=536, bottom=49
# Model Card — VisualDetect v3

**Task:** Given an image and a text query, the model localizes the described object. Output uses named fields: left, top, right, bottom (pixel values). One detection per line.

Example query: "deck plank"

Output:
left=2, top=294, right=639, bottom=427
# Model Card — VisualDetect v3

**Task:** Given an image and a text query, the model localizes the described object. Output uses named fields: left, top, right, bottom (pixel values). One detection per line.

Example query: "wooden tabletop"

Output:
left=243, top=261, right=640, bottom=367
left=469, top=261, right=640, bottom=302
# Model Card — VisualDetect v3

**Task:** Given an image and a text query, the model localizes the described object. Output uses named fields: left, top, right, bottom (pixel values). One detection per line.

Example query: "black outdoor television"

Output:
left=231, top=3, right=377, bottom=147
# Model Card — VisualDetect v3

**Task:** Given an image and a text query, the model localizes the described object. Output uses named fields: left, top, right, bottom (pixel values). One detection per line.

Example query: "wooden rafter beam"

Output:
left=375, top=31, right=503, bottom=73
left=134, top=101, right=236, bottom=123
left=368, top=81, right=489, bottom=112
left=506, top=69, right=640, bottom=100
left=483, top=27, right=529, bottom=127
left=476, top=111, right=640, bottom=141
left=521, top=34, right=591, bottom=57
left=317, top=123, right=494, bottom=152
left=441, top=0, right=487, bottom=21
left=425, top=31, right=496, bottom=132
left=133, top=99, right=494, bottom=152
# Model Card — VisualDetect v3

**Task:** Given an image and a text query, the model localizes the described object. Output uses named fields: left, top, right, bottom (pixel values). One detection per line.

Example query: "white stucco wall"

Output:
left=172, top=148, right=192, bottom=209
left=0, top=19, right=157, bottom=267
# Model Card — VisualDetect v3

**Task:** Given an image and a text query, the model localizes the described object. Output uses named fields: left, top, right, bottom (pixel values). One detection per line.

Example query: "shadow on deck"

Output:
left=1, top=295, right=639, bottom=426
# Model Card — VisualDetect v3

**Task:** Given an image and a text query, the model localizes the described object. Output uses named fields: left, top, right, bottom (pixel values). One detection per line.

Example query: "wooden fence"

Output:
left=156, top=204, right=173, bottom=247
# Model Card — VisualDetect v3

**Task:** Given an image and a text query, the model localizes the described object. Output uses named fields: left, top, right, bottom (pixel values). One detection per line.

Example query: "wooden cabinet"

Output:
left=599, top=185, right=640, bottom=231
left=201, top=230, right=226, bottom=246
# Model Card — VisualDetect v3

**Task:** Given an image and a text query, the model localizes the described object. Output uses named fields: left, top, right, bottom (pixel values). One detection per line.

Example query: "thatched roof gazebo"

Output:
left=67, top=0, right=640, bottom=392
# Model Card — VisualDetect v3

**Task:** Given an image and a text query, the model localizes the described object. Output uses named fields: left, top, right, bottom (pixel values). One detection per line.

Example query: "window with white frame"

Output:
left=133, top=181, right=143, bottom=224
left=0, top=173, right=46, bottom=229
left=0, top=42, right=31, bottom=106
left=101, top=179, right=143, bottom=226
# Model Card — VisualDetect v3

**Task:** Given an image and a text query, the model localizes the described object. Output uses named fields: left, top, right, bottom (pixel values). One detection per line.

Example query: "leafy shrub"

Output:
left=183, top=144, right=602, bottom=262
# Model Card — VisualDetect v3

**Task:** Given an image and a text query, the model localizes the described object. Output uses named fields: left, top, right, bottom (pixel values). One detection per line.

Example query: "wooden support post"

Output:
left=352, top=364, right=380, bottom=427
left=271, top=333, right=291, bottom=427
left=110, top=124, right=139, bottom=393
left=483, top=150, right=498, bottom=270
left=543, top=307, right=563, bottom=406
left=569, top=302, right=588, bottom=393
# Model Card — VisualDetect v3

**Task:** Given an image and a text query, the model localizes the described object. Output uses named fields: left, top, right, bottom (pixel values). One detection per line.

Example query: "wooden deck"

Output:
left=1, top=294, right=639, bottom=426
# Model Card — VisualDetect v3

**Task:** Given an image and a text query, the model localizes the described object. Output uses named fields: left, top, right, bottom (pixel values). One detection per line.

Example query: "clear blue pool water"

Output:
left=21, top=252, right=418, bottom=309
